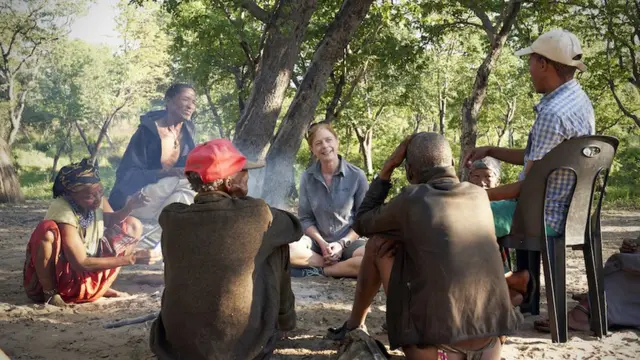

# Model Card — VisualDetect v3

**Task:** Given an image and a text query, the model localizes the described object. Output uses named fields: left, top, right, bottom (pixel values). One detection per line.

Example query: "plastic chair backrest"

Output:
left=510, top=135, right=619, bottom=246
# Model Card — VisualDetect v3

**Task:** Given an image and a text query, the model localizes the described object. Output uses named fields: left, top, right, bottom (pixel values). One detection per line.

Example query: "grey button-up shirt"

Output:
left=298, top=157, right=369, bottom=242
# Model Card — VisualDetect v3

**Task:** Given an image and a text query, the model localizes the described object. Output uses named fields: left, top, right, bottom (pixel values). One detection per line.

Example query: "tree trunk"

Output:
left=105, top=130, right=115, bottom=148
left=414, top=113, right=423, bottom=133
left=6, top=77, right=29, bottom=146
left=262, top=0, right=375, bottom=207
left=355, top=127, right=373, bottom=175
left=0, top=137, right=24, bottom=203
left=438, top=80, right=447, bottom=135
left=51, top=152, right=61, bottom=182
left=75, top=120, right=94, bottom=157
left=496, top=97, right=516, bottom=147
left=232, top=0, right=318, bottom=162
left=508, top=128, right=514, bottom=148
left=206, top=91, right=226, bottom=138
left=458, top=1, right=521, bottom=178
left=50, top=125, right=74, bottom=181
left=91, top=99, right=129, bottom=165
left=91, top=115, right=115, bottom=165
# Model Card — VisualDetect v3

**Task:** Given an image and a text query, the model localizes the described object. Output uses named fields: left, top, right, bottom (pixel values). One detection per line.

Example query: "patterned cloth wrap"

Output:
left=52, top=158, right=101, bottom=198
left=52, top=158, right=101, bottom=229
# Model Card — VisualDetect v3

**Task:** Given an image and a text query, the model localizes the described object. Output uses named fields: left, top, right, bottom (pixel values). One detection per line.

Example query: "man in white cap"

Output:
left=463, top=29, right=595, bottom=306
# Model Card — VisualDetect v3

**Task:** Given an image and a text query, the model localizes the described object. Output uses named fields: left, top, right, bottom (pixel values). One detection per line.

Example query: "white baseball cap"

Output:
left=515, top=29, right=586, bottom=72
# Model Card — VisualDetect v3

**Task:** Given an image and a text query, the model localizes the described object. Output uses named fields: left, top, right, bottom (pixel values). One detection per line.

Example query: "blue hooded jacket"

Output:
left=109, top=110, right=196, bottom=211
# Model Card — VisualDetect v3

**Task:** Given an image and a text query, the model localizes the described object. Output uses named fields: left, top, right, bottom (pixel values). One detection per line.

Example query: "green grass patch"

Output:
left=603, top=183, right=640, bottom=210
left=19, top=167, right=52, bottom=200
left=13, top=149, right=56, bottom=169
left=18, top=166, right=117, bottom=201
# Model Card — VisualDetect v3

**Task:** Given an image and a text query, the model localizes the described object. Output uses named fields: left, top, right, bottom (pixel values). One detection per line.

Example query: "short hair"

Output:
left=471, top=157, right=501, bottom=177
left=307, top=123, right=338, bottom=148
left=406, top=132, right=453, bottom=183
left=186, top=171, right=222, bottom=193
left=533, top=53, right=577, bottom=79
left=164, top=83, right=195, bottom=101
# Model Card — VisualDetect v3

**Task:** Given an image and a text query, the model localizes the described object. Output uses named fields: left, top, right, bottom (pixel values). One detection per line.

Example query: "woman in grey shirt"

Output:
left=290, top=123, right=369, bottom=278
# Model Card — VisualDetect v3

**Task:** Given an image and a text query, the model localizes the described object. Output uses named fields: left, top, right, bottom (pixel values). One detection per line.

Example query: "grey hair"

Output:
left=186, top=171, right=224, bottom=193
left=405, top=132, right=453, bottom=182
left=471, top=157, right=502, bottom=177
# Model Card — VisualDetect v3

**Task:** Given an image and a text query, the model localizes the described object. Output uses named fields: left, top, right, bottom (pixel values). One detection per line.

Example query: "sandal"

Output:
left=327, top=321, right=368, bottom=341
left=533, top=304, right=590, bottom=333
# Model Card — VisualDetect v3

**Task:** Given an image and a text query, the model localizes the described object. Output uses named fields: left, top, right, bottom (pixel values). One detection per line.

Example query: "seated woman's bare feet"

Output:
left=46, top=294, right=67, bottom=307
left=104, top=288, right=130, bottom=298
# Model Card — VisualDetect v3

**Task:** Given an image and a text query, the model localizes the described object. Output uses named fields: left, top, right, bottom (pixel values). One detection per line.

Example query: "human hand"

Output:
left=620, top=239, right=638, bottom=254
left=131, top=249, right=160, bottom=265
left=125, top=190, right=151, bottom=211
left=375, top=237, right=396, bottom=258
left=326, top=242, right=344, bottom=262
left=381, top=135, right=414, bottom=180
left=462, top=146, right=492, bottom=169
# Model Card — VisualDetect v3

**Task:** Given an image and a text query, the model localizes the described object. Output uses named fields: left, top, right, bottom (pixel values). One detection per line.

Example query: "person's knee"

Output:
left=124, top=216, right=143, bottom=239
left=365, top=235, right=395, bottom=260
left=352, top=245, right=365, bottom=258
left=364, top=235, right=385, bottom=253
left=289, top=239, right=310, bottom=255
left=42, top=230, right=56, bottom=245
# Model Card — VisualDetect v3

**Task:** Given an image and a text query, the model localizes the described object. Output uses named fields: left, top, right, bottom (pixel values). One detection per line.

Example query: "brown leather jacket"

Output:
left=353, top=168, right=520, bottom=349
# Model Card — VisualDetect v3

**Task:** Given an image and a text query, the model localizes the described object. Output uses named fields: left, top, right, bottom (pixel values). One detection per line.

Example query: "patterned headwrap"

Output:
left=471, top=157, right=501, bottom=178
left=52, top=158, right=101, bottom=198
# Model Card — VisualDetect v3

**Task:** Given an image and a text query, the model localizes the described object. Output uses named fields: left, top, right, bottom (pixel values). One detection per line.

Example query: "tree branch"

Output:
left=74, top=119, right=92, bottom=156
left=497, top=0, right=522, bottom=37
left=608, top=79, right=640, bottom=128
left=236, top=0, right=270, bottom=23
left=465, top=3, right=495, bottom=42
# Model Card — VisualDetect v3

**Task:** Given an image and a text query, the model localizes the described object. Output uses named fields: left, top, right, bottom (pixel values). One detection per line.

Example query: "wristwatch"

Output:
left=339, top=238, right=352, bottom=248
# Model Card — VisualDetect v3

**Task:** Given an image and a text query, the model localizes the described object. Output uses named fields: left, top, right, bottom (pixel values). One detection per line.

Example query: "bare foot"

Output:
left=104, top=288, right=130, bottom=298
left=45, top=294, right=67, bottom=307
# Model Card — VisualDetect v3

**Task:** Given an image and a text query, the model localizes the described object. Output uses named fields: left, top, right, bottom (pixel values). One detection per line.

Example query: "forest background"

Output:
left=0, top=0, right=638, bottom=209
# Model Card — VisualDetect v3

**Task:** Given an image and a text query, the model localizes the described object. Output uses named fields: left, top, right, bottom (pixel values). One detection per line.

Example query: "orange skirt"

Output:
left=23, top=220, right=130, bottom=304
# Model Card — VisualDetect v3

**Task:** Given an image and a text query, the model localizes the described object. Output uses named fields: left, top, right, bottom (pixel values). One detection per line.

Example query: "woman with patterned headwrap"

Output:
left=22, top=159, right=154, bottom=306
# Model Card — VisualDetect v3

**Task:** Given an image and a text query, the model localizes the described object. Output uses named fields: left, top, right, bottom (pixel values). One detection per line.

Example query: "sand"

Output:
left=1, top=201, right=639, bottom=359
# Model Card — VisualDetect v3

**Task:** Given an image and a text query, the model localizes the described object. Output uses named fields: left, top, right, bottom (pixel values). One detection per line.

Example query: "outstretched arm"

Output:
left=103, top=192, right=151, bottom=228
left=463, top=146, right=525, bottom=167
left=352, top=136, right=411, bottom=238
left=59, top=223, right=135, bottom=272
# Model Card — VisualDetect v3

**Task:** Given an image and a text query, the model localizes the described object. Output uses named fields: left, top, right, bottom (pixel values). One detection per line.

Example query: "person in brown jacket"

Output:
left=328, top=133, right=520, bottom=360
left=149, top=139, right=302, bottom=360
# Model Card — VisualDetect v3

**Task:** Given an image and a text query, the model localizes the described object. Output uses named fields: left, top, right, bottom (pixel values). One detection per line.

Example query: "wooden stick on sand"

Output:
left=104, top=312, right=159, bottom=329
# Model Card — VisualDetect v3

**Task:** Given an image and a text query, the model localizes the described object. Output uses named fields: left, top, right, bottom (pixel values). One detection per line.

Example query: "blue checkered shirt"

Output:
left=518, top=79, right=595, bottom=233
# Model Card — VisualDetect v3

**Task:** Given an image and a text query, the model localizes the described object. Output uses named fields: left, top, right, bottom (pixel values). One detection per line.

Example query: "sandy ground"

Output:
left=1, top=201, right=639, bottom=359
